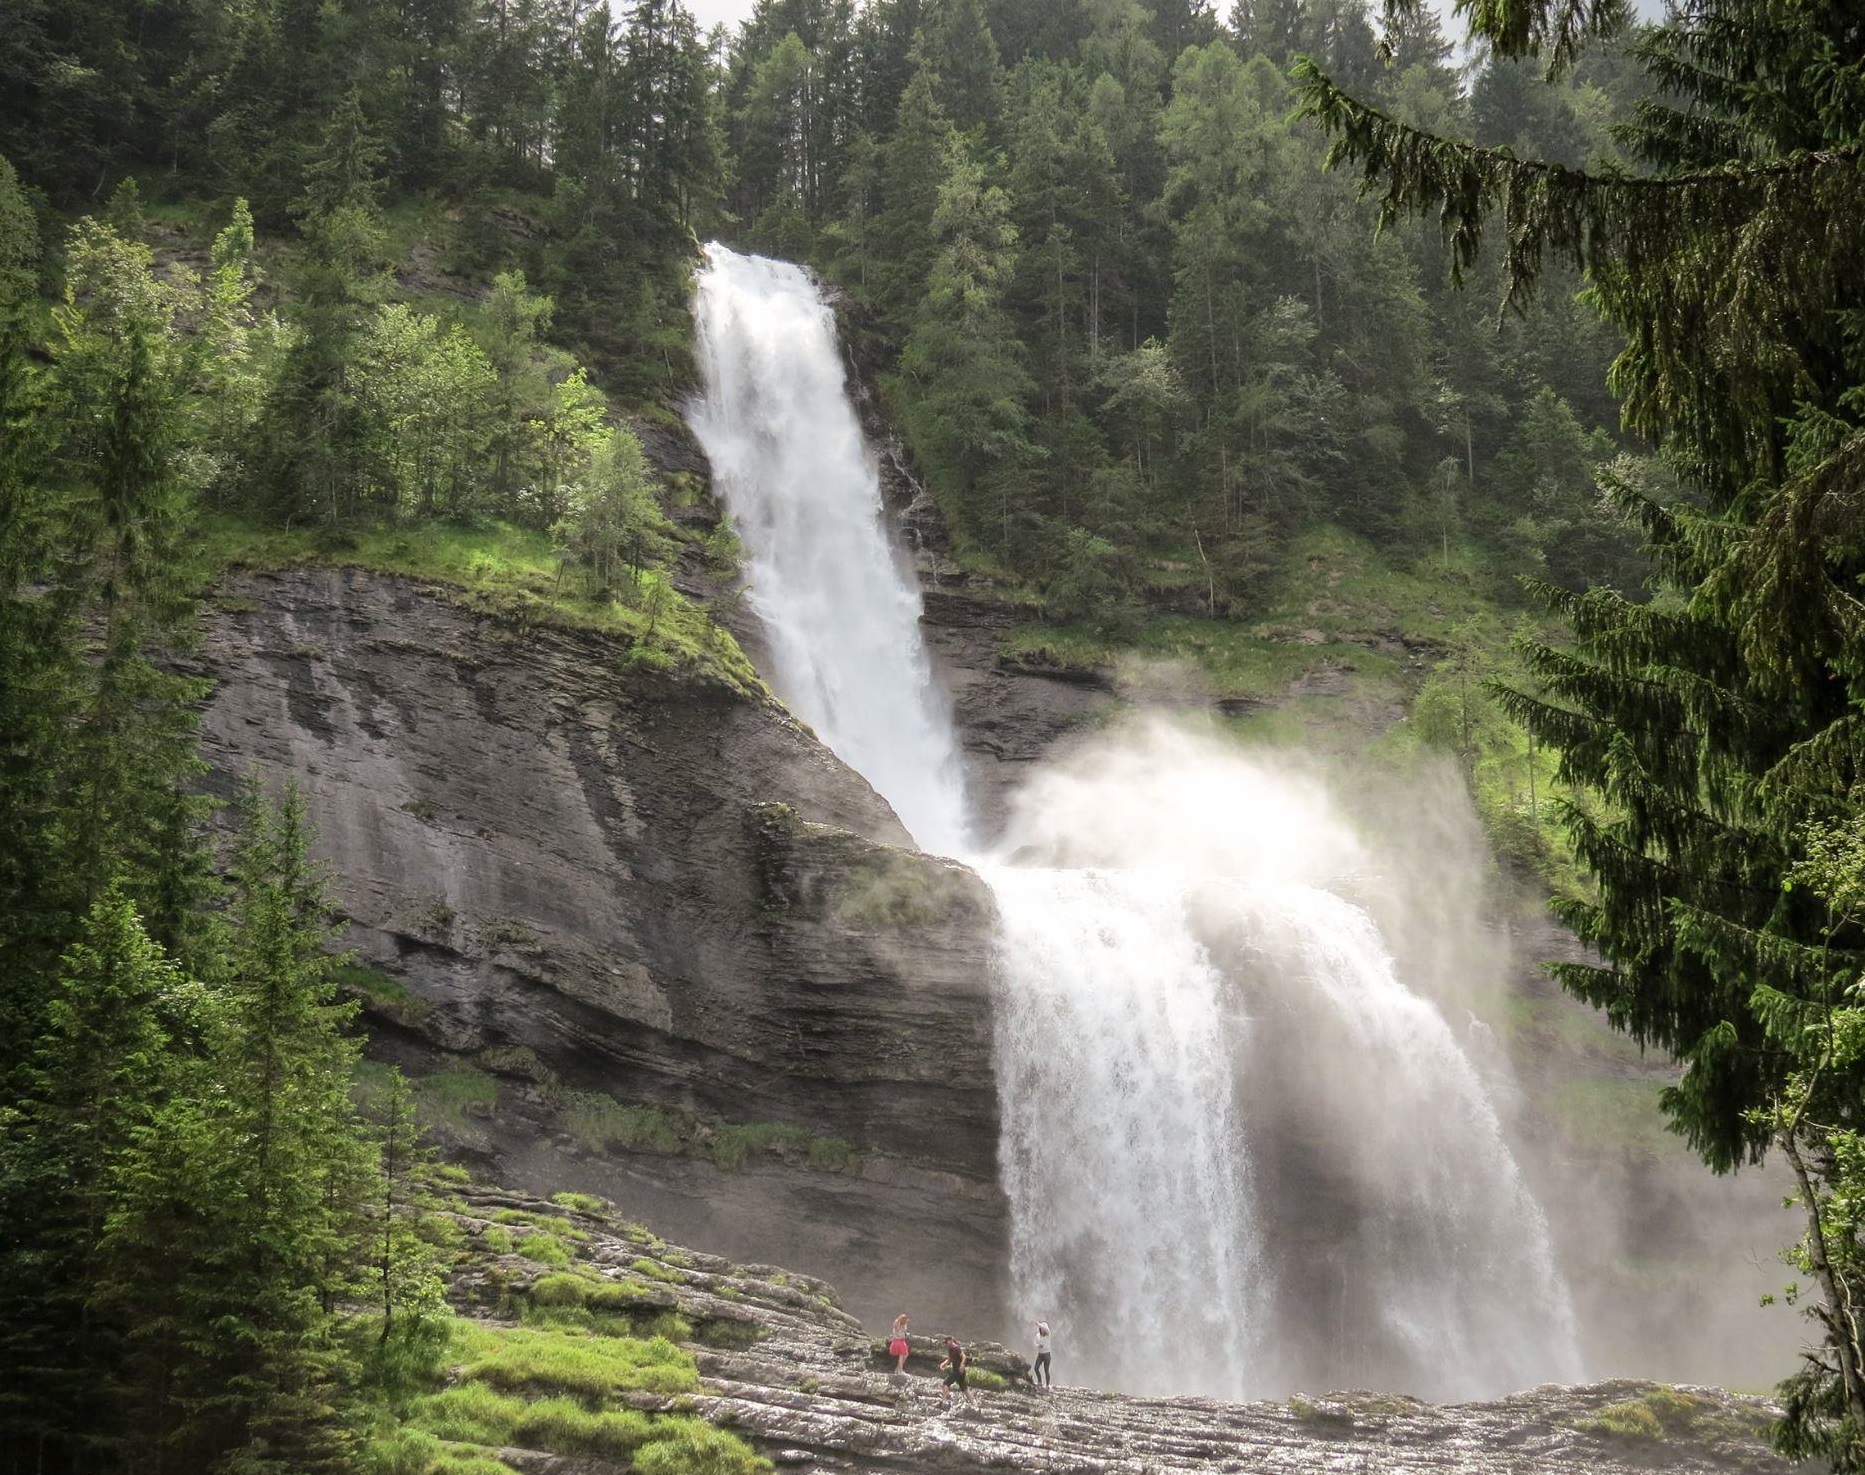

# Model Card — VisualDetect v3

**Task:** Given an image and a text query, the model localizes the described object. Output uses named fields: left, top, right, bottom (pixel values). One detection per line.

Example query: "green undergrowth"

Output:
left=559, top=1091, right=859, bottom=1175
left=198, top=512, right=764, bottom=696
left=358, top=1313, right=768, bottom=1475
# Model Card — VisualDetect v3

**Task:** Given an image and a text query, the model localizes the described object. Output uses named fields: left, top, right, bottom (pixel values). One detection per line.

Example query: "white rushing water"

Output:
left=686, top=245, right=1582, bottom=1400
left=987, top=863, right=1263, bottom=1397
left=686, top=245, right=971, bottom=855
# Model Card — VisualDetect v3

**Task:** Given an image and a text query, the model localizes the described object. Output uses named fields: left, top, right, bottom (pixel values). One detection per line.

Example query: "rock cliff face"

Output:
left=197, top=566, right=1007, bottom=1336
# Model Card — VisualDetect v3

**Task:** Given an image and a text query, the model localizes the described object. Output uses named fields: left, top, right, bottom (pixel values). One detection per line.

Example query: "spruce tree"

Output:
left=103, top=778, right=372, bottom=1469
left=0, top=888, right=194, bottom=1468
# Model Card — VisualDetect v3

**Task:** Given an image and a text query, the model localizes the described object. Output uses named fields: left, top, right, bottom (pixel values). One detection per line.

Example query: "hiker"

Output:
left=889, top=1313, right=911, bottom=1373
left=1032, top=1321, right=1052, bottom=1388
left=939, top=1335, right=977, bottom=1409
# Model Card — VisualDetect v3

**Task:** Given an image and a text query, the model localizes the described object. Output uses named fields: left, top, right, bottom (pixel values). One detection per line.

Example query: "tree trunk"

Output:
left=1785, top=1131, right=1865, bottom=1433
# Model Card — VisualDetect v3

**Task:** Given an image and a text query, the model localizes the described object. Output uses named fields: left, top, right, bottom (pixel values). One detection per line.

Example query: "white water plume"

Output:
left=686, top=247, right=1582, bottom=1402
left=996, top=722, right=1582, bottom=1398
left=988, top=863, right=1262, bottom=1398
left=685, top=244, right=971, bottom=855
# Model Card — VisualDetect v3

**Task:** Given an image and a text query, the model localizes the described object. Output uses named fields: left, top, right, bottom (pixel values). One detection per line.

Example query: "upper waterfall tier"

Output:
left=686, top=245, right=972, bottom=857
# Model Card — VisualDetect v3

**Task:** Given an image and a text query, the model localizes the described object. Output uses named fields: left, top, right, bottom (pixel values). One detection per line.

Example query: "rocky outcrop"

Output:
left=197, top=566, right=1007, bottom=1336
left=453, top=1183, right=1792, bottom=1475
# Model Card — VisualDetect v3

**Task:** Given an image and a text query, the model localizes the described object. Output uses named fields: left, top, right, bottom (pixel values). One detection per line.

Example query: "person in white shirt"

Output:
left=1032, top=1321, right=1052, bottom=1388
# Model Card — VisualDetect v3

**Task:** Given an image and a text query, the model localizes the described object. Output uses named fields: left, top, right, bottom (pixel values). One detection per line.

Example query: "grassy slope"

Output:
left=198, top=513, right=766, bottom=698
left=357, top=1176, right=771, bottom=1474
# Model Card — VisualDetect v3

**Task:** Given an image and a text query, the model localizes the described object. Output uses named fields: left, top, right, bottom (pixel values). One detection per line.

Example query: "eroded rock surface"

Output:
left=457, top=1185, right=1791, bottom=1475
left=198, top=567, right=1007, bottom=1336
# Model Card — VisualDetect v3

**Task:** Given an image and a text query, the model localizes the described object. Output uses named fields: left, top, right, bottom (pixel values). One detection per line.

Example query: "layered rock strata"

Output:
left=198, top=566, right=1006, bottom=1335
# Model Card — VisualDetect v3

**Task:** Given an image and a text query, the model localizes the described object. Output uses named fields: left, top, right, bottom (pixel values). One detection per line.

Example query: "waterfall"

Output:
left=988, top=863, right=1263, bottom=1398
left=686, top=245, right=971, bottom=856
left=686, top=245, right=1582, bottom=1401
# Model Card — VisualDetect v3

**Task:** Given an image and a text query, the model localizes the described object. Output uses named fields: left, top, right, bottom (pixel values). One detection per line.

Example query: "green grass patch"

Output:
left=1582, top=1399, right=1664, bottom=1439
left=630, top=1258, right=686, bottom=1284
left=452, top=1321, right=699, bottom=1400
left=551, top=1191, right=607, bottom=1214
left=709, top=1122, right=858, bottom=1174
left=562, top=1092, right=686, bottom=1154
left=481, top=1226, right=516, bottom=1255
left=1546, top=1078, right=1678, bottom=1158
left=560, top=1092, right=858, bottom=1175
left=631, top=1418, right=771, bottom=1475
left=411, top=1067, right=500, bottom=1130
left=408, top=1382, right=528, bottom=1444
left=336, top=963, right=435, bottom=1026
left=967, top=1368, right=1008, bottom=1392
left=511, top=1397, right=656, bottom=1458
left=198, top=511, right=764, bottom=696
left=517, top=1233, right=571, bottom=1267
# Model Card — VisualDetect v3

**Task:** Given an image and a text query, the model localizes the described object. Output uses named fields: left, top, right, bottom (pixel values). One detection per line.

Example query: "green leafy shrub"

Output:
left=967, top=1368, right=1008, bottom=1392
left=551, top=1191, right=607, bottom=1213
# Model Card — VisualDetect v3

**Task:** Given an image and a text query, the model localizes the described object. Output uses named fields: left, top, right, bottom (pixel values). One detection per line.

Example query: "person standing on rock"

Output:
left=890, top=1313, right=911, bottom=1373
left=1032, top=1321, right=1052, bottom=1388
left=940, top=1335, right=977, bottom=1409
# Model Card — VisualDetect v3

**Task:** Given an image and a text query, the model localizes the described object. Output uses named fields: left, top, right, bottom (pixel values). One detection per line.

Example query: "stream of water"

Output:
left=685, top=243, right=1582, bottom=1400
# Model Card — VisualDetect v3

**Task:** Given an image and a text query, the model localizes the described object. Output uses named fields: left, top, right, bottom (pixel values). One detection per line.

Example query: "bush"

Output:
left=551, top=1191, right=607, bottom=1213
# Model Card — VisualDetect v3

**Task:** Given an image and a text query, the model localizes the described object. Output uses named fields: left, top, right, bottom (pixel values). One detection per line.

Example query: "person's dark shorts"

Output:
left=944, top=1364, right=967, bottom=1389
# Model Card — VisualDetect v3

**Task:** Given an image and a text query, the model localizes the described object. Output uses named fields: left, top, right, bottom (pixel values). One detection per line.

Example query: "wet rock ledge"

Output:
left=454, top=1185, right=1789, bottom=1475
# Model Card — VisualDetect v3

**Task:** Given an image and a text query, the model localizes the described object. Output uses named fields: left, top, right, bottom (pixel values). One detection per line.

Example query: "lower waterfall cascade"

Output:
left=685, top=243, right=1584, bottom=1400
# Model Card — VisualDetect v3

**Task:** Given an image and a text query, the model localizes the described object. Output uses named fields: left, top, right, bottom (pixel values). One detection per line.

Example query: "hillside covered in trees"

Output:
left=7, top=0, right=1865, bottom=1469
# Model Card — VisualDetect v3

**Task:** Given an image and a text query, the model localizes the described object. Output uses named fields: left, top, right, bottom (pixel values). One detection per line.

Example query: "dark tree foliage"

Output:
left=1299, top=0, right=1865, bottom=1460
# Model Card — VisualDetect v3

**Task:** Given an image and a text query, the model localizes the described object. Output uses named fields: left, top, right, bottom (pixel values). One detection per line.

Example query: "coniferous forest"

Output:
left=5, top=0, right=1865, bottom=1469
